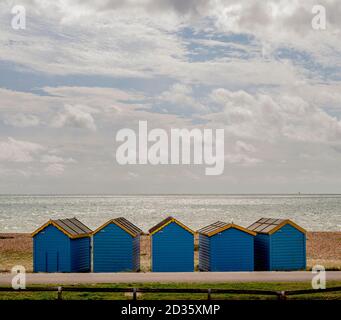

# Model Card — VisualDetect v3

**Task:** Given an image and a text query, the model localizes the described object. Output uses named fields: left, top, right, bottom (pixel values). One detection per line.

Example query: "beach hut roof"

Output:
left=248, top=218, right=306, bottom=235
left=198, top=221, right=256, bottom=237
left=31, top=217, right=92, bottom=239
left=149, top=216, right=194, bottom=235
left=92, top=217, right=143, bottom=237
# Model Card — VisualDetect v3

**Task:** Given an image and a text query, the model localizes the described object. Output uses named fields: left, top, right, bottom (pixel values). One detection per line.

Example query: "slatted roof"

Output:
left=113, top=217, right=142, bottom=237
left=149, top=216, right=173, bottom=234
left=198, top=221, right=228, bottom=235
left=92, top=217, right=143, bottom=237
left=248, top=218, right=306, bottom=235
left=198, top=221, right=256, bottom=237
left=31, top=217, right=92, bottom=239
left=149, top=216, right=194, bottom=235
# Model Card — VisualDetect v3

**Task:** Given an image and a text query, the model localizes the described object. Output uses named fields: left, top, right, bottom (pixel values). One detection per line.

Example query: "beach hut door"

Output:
left=46, top=251, right=59, bottom=272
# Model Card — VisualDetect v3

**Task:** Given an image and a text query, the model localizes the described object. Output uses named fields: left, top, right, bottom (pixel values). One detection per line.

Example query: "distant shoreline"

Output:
left=1, top=193, right=341, bottom=196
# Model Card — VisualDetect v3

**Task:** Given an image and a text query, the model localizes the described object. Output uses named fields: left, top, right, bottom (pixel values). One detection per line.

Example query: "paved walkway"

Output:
left=1, top=271, right=341, bottom=286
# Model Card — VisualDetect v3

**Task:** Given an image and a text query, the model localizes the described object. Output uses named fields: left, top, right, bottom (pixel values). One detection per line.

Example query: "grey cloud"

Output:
left=146, top=0, right=210, bottom=16
left=72, top=0, right=210, bottom=16
left=3, top=113, right=40, bottom=128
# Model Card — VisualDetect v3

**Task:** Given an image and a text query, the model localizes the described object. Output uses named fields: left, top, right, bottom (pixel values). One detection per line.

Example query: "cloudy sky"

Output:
left=1, top=0, right=341, bottom=194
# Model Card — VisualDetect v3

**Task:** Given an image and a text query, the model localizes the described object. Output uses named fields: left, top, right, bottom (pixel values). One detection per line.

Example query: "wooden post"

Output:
left=207, top=289, right=211, bottom=300
left=277, top=291, right=286, bottom=300
left=133, top=288, right=137, bottom=301
left=57, top=286, right=63, bottom=300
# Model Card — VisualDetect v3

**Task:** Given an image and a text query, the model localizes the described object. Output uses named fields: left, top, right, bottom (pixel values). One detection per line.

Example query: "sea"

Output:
left=0, top=194, right=340, bottom=233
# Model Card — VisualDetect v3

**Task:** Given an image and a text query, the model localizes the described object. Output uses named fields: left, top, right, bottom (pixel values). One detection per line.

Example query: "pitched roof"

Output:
left=149, top=216, right=194, bottom=235
left=248, top=218, right=306, bottom=235
left=198, top=221, right=256, bottom=237
left=31, top=217, right=92, bottom=239
left=92, top=217, right=143, bottom=237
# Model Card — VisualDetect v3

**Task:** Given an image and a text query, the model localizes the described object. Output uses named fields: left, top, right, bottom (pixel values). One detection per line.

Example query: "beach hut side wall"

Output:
left=70, top=237, right=91, bottom=272
left=132, top=235, right=141, bottom=271
left=198, top=234, right=210, bottom=271
left=209, top=228, right=254, bottom=272
left=93, top=223, right=136, bottom=272
left=151, top=222, right=194, bottom=272
left=270, top=224, right=306, bottom=271
left=254, top=234, right=271, bottom=271
left=33, top=224, right=71, bottom=272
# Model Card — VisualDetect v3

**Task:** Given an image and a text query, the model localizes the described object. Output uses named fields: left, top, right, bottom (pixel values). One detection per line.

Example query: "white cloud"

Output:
left=43, top=86, right=144, bottom=102
left=225, top=153, right=262, bottom=166
left=0, top=1, right=187, bottom=78
left=212, top=1, right=341, bottom=64
left=0, top=137, right=77, bottom=179
left=158, top=83, right=208, bottom=114
left=127, top=171, right=139, bottom=179
left=207, top=89, right=341, bottom=143
left=52, top=104, right=97, bottom=131
left=0, top=0, right=321, bottom=88
left=235, top=141, right=256, bottom=153
left=40, top=155, right=76, bottom=164
left=44, top=163, right=65, bottom=176
left=0, top=137, right=44, bottom=163
left=0, top=1, right=341, bottom=192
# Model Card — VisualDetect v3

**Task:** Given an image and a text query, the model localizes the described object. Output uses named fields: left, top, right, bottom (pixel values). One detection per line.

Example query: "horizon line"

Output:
left=1, top=193, right=341, bottom=196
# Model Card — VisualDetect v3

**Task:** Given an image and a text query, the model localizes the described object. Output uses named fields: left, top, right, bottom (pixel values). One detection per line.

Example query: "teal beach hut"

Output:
left=149, top=217, right=195, bottom=272
left=32, top=218, right=92, bottom=273
left=198, top=221, right=256, bottom=272
left=248, top=218, right=306, bottom=271
left=92, top=217, right=142, bottom=272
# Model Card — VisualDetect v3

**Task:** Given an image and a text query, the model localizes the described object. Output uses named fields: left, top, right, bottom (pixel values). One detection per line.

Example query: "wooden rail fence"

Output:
left=1, top=286, right=341, bottom=300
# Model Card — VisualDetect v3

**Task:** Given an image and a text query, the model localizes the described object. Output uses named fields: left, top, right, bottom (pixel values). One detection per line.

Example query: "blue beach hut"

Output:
left=32, top=218, right=92, bottom=273
left=248, top=218, right=306, bottom=271
left=198, top=221, right=256, bottom=272
left=92, top=217, right=142, bottom=272
left=149, top=217, right=194, bottom=272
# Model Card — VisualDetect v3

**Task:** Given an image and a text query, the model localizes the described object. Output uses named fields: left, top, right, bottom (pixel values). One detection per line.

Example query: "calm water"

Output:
left=0, top=194, right=340, bottom=233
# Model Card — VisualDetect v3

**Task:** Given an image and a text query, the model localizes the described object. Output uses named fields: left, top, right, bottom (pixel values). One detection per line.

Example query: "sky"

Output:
left=0, top=0, right=341, bottom=194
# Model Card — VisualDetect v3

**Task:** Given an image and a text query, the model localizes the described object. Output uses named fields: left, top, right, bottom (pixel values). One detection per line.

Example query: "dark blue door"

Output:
left=46, top=251, right=59, bottom=272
